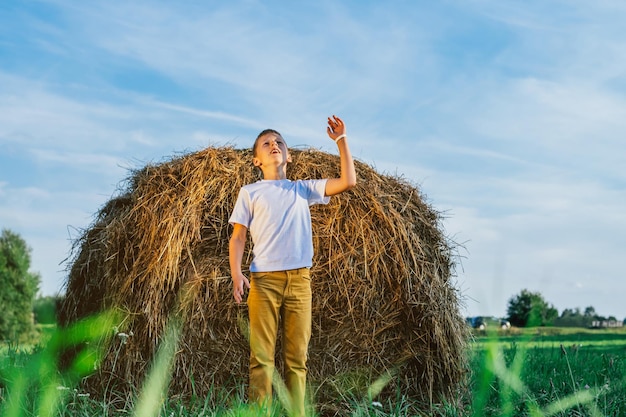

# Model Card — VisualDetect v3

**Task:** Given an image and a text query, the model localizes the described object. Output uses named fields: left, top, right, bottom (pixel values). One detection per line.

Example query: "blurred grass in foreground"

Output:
left=1, top=323, right=625, bottom=416
left=0, top=312, right=119, bottom=417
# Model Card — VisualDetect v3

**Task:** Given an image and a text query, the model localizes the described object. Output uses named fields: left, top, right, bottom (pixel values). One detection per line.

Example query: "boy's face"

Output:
left=253, top=132, right=292, bottom=169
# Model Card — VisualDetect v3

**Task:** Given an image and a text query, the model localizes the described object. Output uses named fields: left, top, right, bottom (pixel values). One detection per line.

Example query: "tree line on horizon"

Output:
left=504, top=288, right=623, bottom=328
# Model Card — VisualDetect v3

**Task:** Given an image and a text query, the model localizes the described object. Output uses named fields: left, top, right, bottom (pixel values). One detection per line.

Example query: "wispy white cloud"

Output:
left=0, top=183, right=111, bottom=295
left=149, top=101, right=263, bottom=130
left=0, top=73, right=145, bottom=151
left=30, top=1, right=438, bottom=128
left=28, top=148, right=125, bottom=175
left=468, top=77, right=626, bottom=142
left=445, top=172, right=626, bottom=316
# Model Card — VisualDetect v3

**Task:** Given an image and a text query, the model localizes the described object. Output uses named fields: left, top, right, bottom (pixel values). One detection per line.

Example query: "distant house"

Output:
left=590, top=320, right=624, bottom=328
left=466, top=316, right=510, bottom=330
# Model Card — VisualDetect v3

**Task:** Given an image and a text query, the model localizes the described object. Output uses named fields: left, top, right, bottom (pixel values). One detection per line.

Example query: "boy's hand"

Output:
left=232, top=272, right=250, bottom=304
left=324, top=114, right=356, bottom=196
left=326, top=115, right=346, bottom=141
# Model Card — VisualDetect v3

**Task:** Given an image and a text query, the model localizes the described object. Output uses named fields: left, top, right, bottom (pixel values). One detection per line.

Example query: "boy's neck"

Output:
left=261, top=166, right=288, bottom=180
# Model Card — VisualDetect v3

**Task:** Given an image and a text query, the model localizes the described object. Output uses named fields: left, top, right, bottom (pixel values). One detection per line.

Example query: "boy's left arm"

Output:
left=325, top=115, right=357, bottom=196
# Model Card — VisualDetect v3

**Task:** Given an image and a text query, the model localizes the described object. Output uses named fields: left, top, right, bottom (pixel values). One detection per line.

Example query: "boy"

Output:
left=228, top=115, right=356, bottom=416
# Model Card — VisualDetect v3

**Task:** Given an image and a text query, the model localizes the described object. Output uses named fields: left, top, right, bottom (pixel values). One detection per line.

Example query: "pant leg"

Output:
left=282, top=267, right=312, bottom=417
left=247, top=271, right=285, bottom=405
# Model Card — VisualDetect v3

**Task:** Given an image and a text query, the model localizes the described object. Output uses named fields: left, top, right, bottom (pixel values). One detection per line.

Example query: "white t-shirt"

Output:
left=229, top=179, right=330, bottom=272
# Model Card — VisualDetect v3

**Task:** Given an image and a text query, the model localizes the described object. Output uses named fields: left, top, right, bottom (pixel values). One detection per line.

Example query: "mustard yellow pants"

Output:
left=247, top=267, right=312, bottom=416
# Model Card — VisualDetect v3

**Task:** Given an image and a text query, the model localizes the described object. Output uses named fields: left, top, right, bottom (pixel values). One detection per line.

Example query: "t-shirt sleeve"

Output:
left=228, top=188, right=252, bottom=227
left=307, top=179, right=331, bottom=206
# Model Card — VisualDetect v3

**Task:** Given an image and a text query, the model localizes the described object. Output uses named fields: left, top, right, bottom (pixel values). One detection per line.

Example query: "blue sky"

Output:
left=1, top=0, right=625, bottom=319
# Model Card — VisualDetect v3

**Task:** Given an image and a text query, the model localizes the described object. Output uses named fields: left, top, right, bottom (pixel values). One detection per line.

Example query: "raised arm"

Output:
left=324, top=115, right=357, bottom=196
left=229, top=222, right=250, bottom=304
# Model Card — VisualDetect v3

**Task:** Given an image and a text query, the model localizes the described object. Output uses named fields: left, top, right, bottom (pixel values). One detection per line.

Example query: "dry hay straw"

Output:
left=59, top=146, right=469, bottom=413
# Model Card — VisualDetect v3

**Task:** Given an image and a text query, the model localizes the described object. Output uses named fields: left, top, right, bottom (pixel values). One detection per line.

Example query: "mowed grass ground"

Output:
left=1, top=325, right=625, bottom=416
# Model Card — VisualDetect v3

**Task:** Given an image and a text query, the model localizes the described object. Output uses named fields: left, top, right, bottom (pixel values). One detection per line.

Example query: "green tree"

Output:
left=555, top=307, right=586, bottom=327
left=560, top=307, right=581, bottom=318
left=33, top=295, right=61, bottom=325
left=583, top=305, right=596, bottom=318
left=0, top=229, right=41, bottom=341
left=506, top=289, right=558, bottom=327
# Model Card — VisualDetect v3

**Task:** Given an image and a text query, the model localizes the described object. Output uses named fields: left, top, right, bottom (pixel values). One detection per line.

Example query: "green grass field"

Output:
left=1, top=325, right=625, bottom=416
left=463, top=327, right=626, bottom=417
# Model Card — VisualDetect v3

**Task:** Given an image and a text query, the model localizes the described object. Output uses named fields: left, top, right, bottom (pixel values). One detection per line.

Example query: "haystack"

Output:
left=59, top=146, right=469, bottom=414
